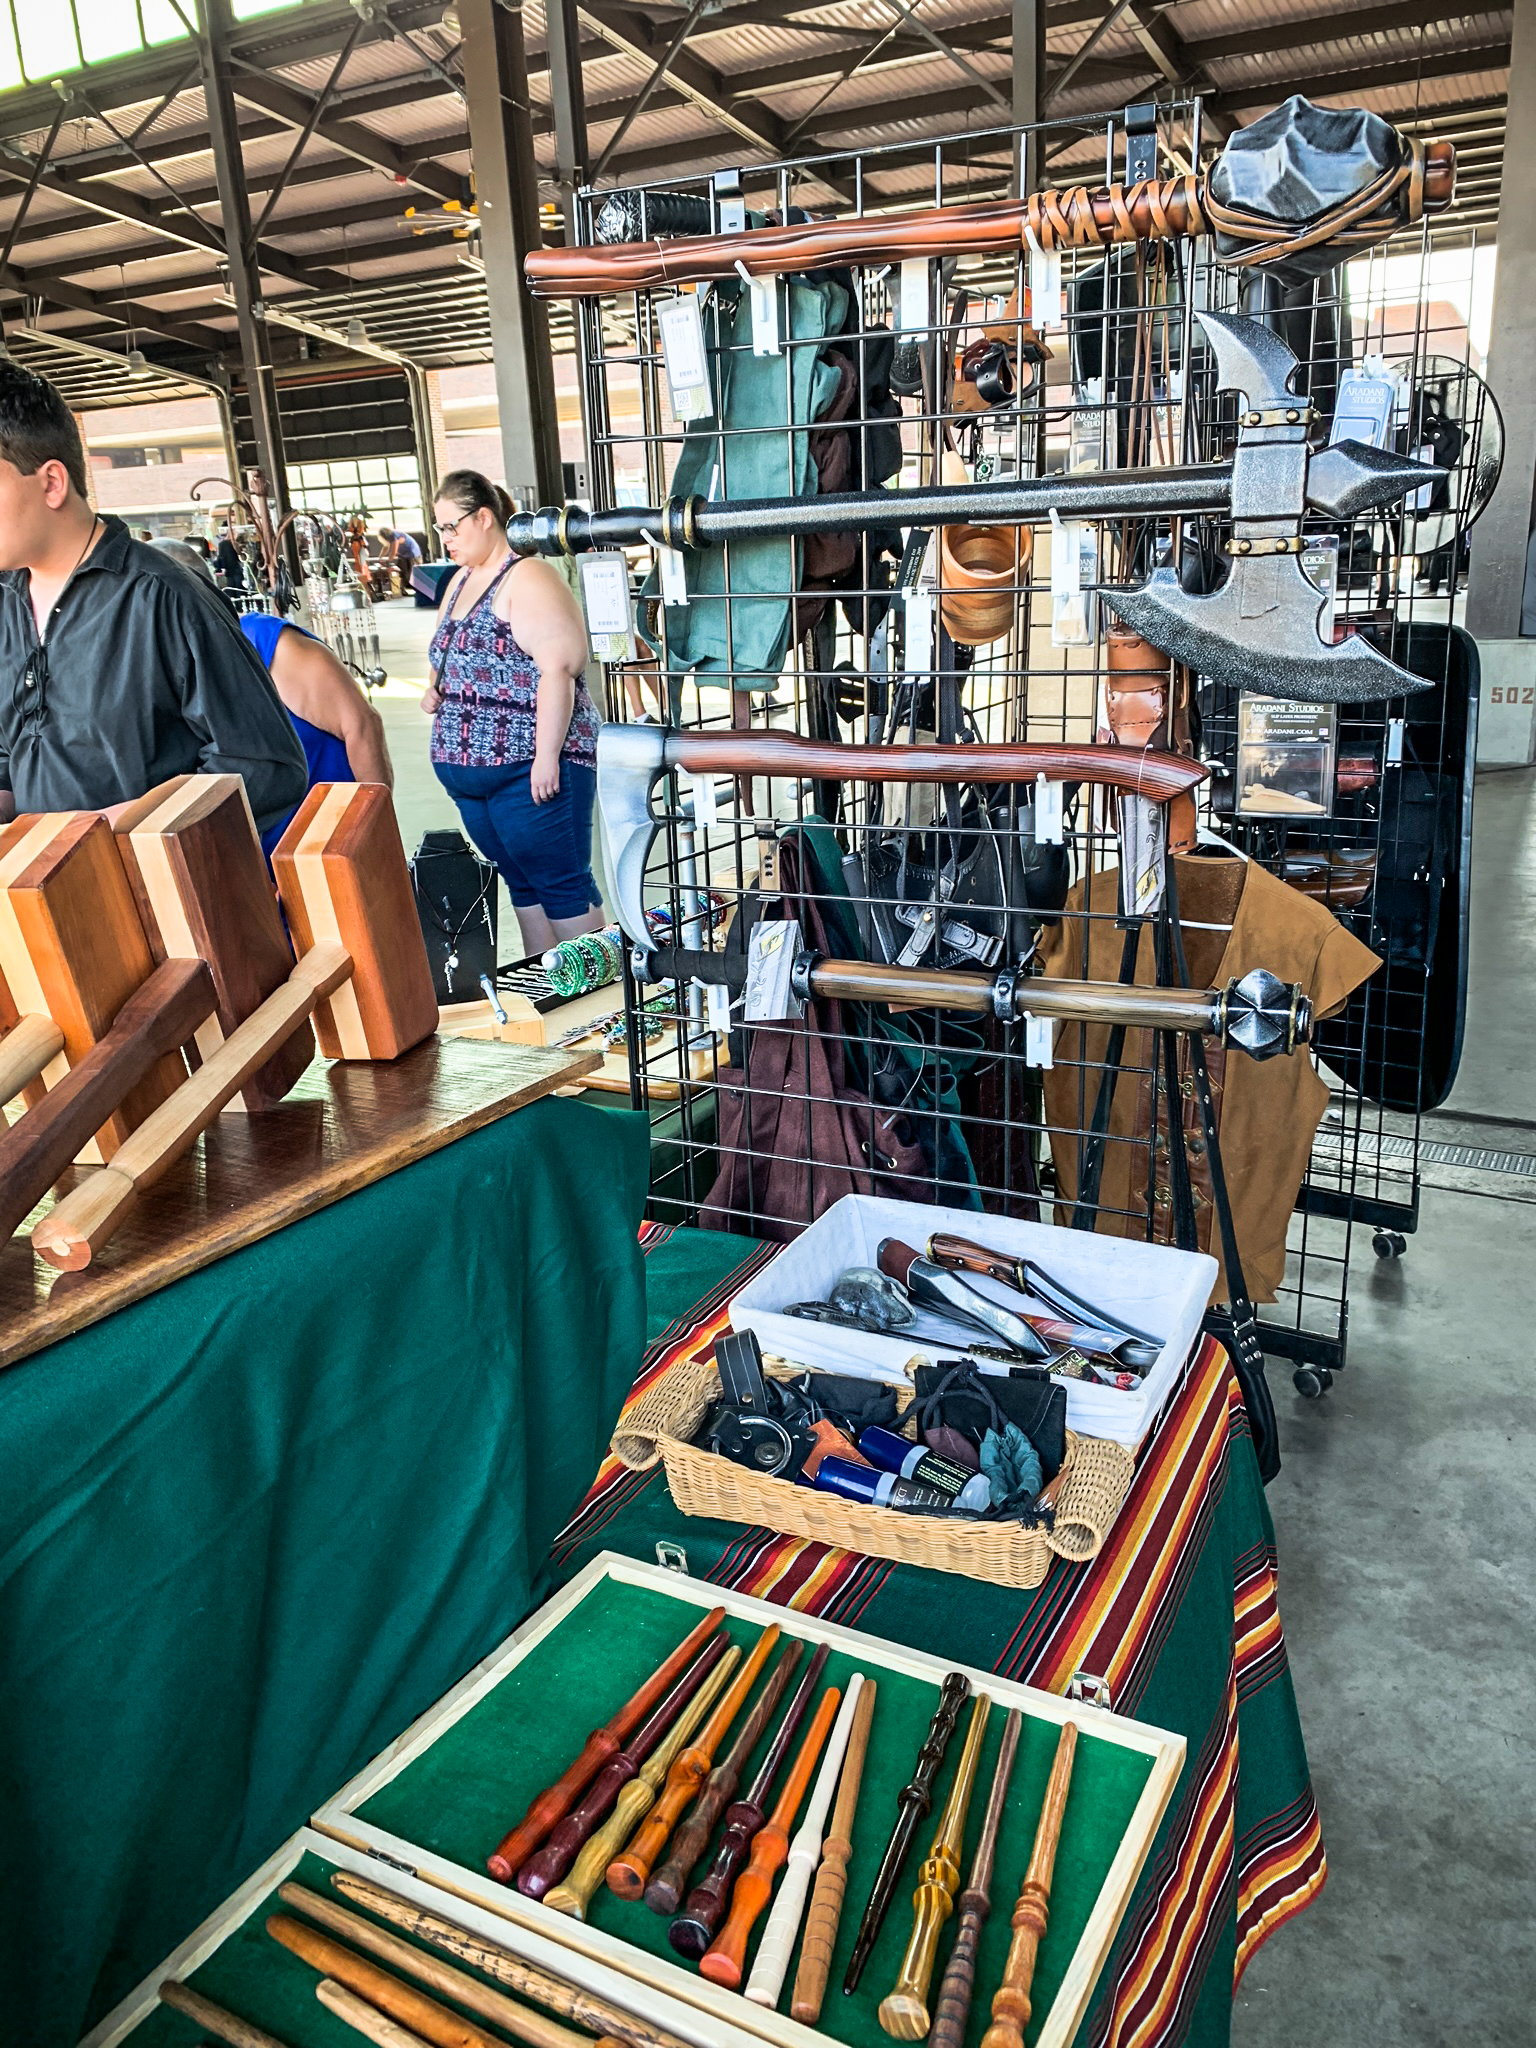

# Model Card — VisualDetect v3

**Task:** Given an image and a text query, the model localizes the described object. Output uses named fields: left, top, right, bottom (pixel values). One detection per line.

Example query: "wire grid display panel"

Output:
left=567, top=107, right=1475, bottom=1370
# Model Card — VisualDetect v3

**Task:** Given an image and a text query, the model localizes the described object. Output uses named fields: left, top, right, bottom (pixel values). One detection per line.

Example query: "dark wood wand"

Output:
left=926, top=1707, right=1023, bottom=2048
left=486, top=1603, right=724, bottom=1881
left=842, top=1669, right=971, bottom=1994
left=669, top=1641, right=831, bottom=1958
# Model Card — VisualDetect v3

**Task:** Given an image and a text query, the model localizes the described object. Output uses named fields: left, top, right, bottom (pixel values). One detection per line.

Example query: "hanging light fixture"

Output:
left=345, top=314, right=368, bottom=347
left=126, top=346, right=150, bottom=377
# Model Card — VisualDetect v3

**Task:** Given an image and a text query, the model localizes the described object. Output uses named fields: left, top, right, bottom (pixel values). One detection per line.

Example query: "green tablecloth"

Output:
left=552, top=1222, right=1326, bottom=2048
left=0, top=1097, right=650, bottom=2048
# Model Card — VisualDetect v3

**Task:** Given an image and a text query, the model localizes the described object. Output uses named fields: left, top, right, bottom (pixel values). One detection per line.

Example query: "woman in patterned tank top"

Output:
left=423, top=470, right=605, bottom=956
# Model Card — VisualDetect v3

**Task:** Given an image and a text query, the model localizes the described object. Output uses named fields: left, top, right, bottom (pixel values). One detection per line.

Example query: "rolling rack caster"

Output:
left=1292, top=1364, right=1335, bottom=1399
left=1373, top=1230, right=1409, bottom=1259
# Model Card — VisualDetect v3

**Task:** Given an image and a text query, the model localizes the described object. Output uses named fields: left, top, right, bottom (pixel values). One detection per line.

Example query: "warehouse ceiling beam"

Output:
left=0, top=102, right=68, bottom=282
left=247, top=11, right=369, bottom=247
left=0, top=265, right=225, bottom=351
left=197, top=0, right=290, bottom=515
left=1186, top=2, right=1498, bottom=68
left=225, top=63, right=464, bottom=204
left=1207, top=40, right=1514, bottom=117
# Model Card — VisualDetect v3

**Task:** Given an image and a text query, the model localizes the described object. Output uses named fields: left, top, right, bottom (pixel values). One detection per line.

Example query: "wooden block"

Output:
left=273, top=785, right=439, bottom=1061
left=0, top=812, right=185, bottom=1155
left=119, top=774, right=315, bottom=1111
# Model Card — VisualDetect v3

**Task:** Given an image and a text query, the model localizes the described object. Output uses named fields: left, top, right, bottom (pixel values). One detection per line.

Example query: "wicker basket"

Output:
left=611, top=1349, right=1137, bottom=1592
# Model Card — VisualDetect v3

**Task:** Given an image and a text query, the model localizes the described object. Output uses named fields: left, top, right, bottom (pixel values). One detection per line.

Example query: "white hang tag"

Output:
left=899, top=257, right=931, bottom=333
left=1028, top=235, right=1062, bottom=328
left=1386, top=717, right=1405, bottom=766
left=1050, top=509, right=1081, bottom=597
left=1050, top=513, right=1095, bottom=647
left=1120, top=792, right=1166, bottom=916
left=705, top=980, right=733, bottom=1035
left=1035, top=772, right=1064, bottom=844
left=737, top=262, right=781, bottom=356
left=745, top=918, right=804, bottom=1022
left=658, top=292, right=712, bottom=420
left=1023, top=1013, right=1055, bottom=1068
left=903, top=587, right=935, bottom=672
left=578, top=552, right=633, bottom=661
left=688, top=770, right=718, bottom=829
left=658, top=543, right=689, bottom=606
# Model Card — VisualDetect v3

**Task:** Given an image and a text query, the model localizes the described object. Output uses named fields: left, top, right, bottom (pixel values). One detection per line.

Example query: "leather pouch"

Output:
left=913, top=1362, right=1068, bottom=1479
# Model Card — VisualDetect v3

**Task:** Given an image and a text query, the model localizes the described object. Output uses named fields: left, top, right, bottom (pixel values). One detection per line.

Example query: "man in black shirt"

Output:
left=0, top=363, right=306, bottom=833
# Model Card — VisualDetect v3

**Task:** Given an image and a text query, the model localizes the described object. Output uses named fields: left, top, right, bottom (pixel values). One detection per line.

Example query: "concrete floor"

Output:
left=374, top=601, right=1536, bottom=2037
left=1233, top=767, right=1536, bottom=2047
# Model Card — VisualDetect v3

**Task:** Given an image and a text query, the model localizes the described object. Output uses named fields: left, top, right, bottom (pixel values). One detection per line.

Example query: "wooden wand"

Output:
left=980, top=1720, right=1079, bottom=2048
left=789, top=1676, right=878, bottom=2025
left=926, top=1707, right=1023, bottom=2048
left=878, top=1689, right=992, bottom=2039
left=746, top=1672, right=866, bottom=2010
left=843, top=1669, right=970, bottom=1994
left=701, top=1680, right=842, bottom=1988
left=644, top=1637, right=803, bottom=1915
left=546, top=1645, right=740, bottom=1919
left=486, top=1603, right=725, bottom=1881
left=669, top=1641, right=831, bottom=1958
left=520, top=1631, right=730, bottom=1899
left=608, top=1621, right=780, bottom=1901
left=158, top=1981, right=291, bottom=2048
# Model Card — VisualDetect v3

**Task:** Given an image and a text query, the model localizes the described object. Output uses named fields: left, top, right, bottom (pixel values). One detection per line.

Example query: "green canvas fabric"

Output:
left=0, top=1097, right=650, bottom=2047
left=641, top=276, right=848, bottom=686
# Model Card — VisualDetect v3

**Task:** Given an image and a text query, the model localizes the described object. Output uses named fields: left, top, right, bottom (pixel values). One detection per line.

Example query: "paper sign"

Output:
left=578, top=552, right=632, bottom=660
left=899, top=257, right=931, bottom=333
left=658, top=543, right=688, bottom=606
left=903, top=587, right=935, bottom=672
left=1028, top=238, right=1062, bottom=328
left=1035, top=772, right=1064, bottom=844
left=688, top=770, right=718, bottom=829
left=658, top=293, right=712, bottom=419
left=1024, top=1013, right=1055, bottom=1068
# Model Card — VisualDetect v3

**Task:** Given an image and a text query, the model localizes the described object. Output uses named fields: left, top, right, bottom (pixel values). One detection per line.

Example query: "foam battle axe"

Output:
left=596, top=723, right=1208, bottom=955
left=1106, top=311, right=1434, bottom=703
left=31, top=784, right=439, bottom=1271
left=526, top=98, right=1452, bottom=296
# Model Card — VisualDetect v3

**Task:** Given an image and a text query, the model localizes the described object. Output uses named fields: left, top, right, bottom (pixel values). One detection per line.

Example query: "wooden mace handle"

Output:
left=927, top=1233, right=1022, bottom=1290
left=0, top=957, right=213, bottom=1245
left=979, top=1722, right=1079, bottom=2048
left=488, top=1603, right=725, bottom=1882
left=29, top=942, right=351, bottom=1272
left=158, top=1980, right=289, bottom=2048
left=268, top=1914, right=510, bottom=2048
left=665, top=732, right=1206, bottom=802
left=0, top=1011, right=64, bottom=1108
left=316, top=1978, right=452, bottom=2048
left=926, top=1891, right=990, bottom=2048
left=609, top=1748, right=707, bottom=1899
left=700, top=1685, right=840, bottom=1988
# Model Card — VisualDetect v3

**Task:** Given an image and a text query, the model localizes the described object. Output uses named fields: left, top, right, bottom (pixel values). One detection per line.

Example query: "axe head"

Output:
left=597, top=722, right=667, bottom=945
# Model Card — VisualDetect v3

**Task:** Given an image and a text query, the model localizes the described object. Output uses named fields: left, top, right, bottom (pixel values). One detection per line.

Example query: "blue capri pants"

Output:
left=434, top=756, right=602, bottom=920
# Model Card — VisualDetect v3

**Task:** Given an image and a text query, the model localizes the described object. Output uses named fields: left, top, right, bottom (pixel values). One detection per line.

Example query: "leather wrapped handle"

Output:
left=662, top=731, right=1206, bottom=800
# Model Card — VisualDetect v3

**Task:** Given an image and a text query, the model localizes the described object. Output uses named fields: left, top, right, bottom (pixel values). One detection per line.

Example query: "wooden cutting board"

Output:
left=0, top=1035, right=600, bottom=1372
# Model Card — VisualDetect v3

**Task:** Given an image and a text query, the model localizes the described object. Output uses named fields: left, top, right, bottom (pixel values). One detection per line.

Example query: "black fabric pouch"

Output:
left=913, top=1361, right=1068, bottom=1480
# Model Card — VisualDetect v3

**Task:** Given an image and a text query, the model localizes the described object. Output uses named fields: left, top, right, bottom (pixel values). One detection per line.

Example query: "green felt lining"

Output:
left=341, top=1575, right=1156, bottom=2048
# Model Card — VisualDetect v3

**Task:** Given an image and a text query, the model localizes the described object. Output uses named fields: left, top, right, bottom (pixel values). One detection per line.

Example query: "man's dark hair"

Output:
left=0, top=360, right=90, bottom=500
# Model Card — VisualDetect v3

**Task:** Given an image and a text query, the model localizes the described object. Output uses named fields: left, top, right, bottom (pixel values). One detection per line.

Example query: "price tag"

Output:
left=578, top=552, right=632, bottom=661
left=688, top=770, right=718, bottom=829
left=658, top=543, right=689, bottom=606
left=1035, top=772, right=1064, bottom=844
left=899, top=257, right=931, bottom=333
left=705, top=980, right=733, bottom=1035
left=658, top=292, right=712, bottom=420
left=737, top=262, right=781, bottom=356
left=1028, top=236, right=1062, bottom=328
left=1023, top=1013, right=1055, bottom=1068
left=903, top=587, right=934, bottom=673
left=1050, top=509, right=1081, bottom=597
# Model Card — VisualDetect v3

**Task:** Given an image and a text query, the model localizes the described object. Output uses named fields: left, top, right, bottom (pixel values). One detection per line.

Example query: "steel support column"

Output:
left=1012, top=0, right=1046, bottom=196
left=459, top=0, right=563, bottom=508
left=196, top=0, right=289, bottom=516
left=544, top=0, right=590, bottom=241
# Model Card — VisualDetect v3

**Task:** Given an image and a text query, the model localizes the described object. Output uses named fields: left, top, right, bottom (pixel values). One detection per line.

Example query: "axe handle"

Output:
left=0, top=1011, right=65, bottom=1105
left=663, top=733, right=1206, bottom=800
left=0, top=957, right=214, bottom=1245
left=30, top=942, right=352, bottom=1272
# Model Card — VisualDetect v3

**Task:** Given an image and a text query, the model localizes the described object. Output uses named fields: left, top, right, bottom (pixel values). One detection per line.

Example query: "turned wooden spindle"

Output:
left=979, top=1721, right=1079, bottom=2048
left=878, top=1691, right=992, bottom=2039
left=789, top=1676, right=877, bottom=2025
left=485, top=1604, right=724, bottom=1881
left=701, top=1682, right=842, bottom=1988
left=545, top=1645, right=739, bottom=1919
left=927, top=1709, right=1023, bottom=2048
left=608, top=1621, right=780, bottom=1900
left=644, top=1638, right=803, bottom=1915
left=519, top=1632, right=730, bottom=1899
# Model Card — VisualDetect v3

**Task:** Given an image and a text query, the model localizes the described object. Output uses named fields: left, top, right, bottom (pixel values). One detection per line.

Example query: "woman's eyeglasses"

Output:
left=433, top=514, right=473, bottom=538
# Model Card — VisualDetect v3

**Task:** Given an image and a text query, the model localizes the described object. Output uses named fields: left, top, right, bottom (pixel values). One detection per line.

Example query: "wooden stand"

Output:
left=0, top=1037, right=598, bottom=1372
